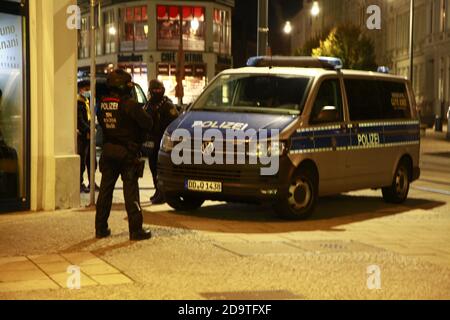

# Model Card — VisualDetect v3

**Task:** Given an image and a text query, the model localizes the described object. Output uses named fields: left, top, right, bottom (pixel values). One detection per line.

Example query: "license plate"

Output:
left=186, top=180, right=222, bottom=193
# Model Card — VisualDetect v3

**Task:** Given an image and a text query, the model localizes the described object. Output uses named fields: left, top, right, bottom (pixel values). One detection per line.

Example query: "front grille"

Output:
left=160, top=165, right=242, bottom=182
left=159, top=164, right=278, bottom=183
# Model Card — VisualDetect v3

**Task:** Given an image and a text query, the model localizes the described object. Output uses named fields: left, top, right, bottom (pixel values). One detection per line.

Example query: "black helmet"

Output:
left=107, top=69, right=133, bottom=93
left=149, top=79, right=165, bottom=100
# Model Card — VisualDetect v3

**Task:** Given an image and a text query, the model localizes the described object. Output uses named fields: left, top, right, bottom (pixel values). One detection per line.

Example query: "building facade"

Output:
left=292, top=0, right=450, bottom=125
left=387, top=0, right=450, bottom=125
left=1, top=0, right=80, bottom=213
left=291, top=0, right=388, bottom=65
left=77, top=0, right=234, bottom=104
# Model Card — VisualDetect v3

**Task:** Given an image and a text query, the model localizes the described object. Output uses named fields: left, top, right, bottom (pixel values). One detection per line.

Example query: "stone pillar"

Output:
left=29, top=0, right=80, bottom=211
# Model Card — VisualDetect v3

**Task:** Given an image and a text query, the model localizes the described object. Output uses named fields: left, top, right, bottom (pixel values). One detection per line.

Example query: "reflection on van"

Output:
left=157, top=56, right=420, bottom=220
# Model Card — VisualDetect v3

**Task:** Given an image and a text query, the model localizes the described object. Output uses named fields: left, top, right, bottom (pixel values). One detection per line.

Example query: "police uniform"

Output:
left=77, top=89, right=100, bottom=192
left=95, top=69, right=153, bottom=241
left=144, top=80, right=179, bottom=204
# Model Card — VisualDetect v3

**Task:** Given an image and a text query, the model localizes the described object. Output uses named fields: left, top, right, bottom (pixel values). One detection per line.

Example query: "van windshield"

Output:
left=192, top=74, right=312, bottom=115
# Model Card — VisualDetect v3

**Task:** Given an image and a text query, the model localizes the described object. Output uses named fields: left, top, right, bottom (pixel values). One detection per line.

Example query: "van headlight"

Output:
left=161, top=133, right=174, bottom=153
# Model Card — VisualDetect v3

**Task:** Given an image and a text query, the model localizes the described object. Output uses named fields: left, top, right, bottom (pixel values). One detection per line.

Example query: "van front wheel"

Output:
left=166, top=194, right=205, bottom=211
left=275, top=169, right=317, bottom=220
left=382, top=161, right=410, bottom=204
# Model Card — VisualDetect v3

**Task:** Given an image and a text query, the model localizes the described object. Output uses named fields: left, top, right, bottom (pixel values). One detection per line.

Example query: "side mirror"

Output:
left=313, top=105, right=339, bottom=123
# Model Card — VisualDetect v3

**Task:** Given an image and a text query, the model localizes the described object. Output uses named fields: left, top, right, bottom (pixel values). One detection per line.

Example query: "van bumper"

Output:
left=157, top=152, right=294, bottom=203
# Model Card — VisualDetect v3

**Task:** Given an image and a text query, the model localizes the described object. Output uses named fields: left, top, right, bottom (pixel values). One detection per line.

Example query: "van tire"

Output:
left=166, top=194, right=205, bottom=211
left=275, top=168, right=318, bottom=220
left=382, top=160, right=410, bottom=204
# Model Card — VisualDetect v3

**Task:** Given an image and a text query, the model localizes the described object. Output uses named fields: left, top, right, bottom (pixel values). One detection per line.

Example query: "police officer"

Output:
left=96, top=69, right=153, bottom=241
left=145, top=80, right=179, bottom=204
left=77, top=80, right=98, bottom=193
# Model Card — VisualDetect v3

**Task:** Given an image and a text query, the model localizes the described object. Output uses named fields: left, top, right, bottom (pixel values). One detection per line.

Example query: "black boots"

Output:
left=96, top=228, right=111, bottom=239
left=130, top=228, right=152, bottom=241
left=96, top=228, right=152, bottom=241
left=150, top=190, right=165, bottom=205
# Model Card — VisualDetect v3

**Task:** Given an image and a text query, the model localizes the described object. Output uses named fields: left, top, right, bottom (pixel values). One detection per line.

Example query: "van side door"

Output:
left=344, top=78, right=387, bottom=188
left=304, top=77, right=350, bottom=195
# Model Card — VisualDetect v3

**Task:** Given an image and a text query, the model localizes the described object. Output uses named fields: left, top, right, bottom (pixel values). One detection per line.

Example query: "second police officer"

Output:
left=96, top=69, right=153, bottom=241
left=144, top=79, right=179, bottom=205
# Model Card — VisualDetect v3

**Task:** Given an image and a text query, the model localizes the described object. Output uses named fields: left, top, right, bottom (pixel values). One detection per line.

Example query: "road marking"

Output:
left=412, top=186, right=450, bottom=196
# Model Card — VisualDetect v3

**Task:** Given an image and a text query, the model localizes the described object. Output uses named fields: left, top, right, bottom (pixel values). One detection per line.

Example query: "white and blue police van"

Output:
left=157, top=56, right=421, bottom=220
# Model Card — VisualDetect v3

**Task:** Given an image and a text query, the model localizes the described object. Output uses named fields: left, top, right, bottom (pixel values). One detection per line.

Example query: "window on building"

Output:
left=157, top=5, right=205, bottom=51
left=104, top=10, right=116, bottom=54
left=213, top=9, right=231, bottom=55
left=96, top=23, right=102, bottom=56
left=78, top=17, right=89, bottom=59
left=120, top=6, right=148, bottom=52
left=157, top=63, right=206, bottom=104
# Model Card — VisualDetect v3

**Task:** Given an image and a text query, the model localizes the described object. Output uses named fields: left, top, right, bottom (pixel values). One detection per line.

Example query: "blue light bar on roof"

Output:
left=246, top=56, right=343, bottom=70
left=377, top=66, right=390, bottom=74
left=317, top=57, right=343, bottom=69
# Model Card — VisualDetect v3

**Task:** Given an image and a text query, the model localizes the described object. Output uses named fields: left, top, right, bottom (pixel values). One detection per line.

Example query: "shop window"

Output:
left=120, top=6, right=148, bottom=52
left=157, top=5, right=205, bottom=52
left=104, top=10, right=116, bottom=54
left=119, top=64, right=149, bottom=95
left=213, top=9, right=231, bottom=55
left=0, top=10, right=29, bottom=209
left=78, top=17, right=90, bottom=59
left=157, top=63, right=206, bottom=104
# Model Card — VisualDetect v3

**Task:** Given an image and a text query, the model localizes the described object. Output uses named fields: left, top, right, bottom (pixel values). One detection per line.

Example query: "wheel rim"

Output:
left=288, top=178, right=312, bottom=210
left=395, top=167, right=409, bottom=197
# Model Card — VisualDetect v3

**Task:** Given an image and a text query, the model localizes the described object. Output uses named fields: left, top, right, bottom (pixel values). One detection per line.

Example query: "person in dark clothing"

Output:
left=96, top=69, right=153, bottom=241
left=144, top=79, right=179, bottom=205
left=77, top=80, right=98, bottom=193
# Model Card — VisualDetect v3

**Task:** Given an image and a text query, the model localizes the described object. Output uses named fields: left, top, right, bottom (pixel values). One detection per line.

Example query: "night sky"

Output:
left=232, top=0, right=303, bottom=67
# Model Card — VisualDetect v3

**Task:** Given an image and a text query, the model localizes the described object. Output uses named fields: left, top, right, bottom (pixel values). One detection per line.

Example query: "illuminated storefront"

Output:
left=77, top=0, right=234, bottom=105
left=1, top=0, right=80, bottom=213
left=0, top=0, right=30, bottom=212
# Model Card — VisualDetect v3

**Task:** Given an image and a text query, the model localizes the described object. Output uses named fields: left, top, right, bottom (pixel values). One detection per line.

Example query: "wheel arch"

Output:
left=296, top=159, right=319, bottom=185
left=396, top=153, right=413, bottom=181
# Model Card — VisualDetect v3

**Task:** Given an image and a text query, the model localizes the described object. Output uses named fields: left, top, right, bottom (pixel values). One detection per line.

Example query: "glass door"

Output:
left=0, top=0, right=30, bottom=212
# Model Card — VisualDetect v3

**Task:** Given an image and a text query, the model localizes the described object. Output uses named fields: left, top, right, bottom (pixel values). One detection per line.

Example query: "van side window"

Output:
left=379, top=81, right=411, bottom=119
left=310, top=79, right=343, bottom=124
left=345, top=79, right=383, bottom=121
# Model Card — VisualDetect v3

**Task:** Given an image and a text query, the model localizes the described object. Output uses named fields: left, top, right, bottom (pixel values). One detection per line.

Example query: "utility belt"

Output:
left=102, top=142, right=146, bottom=178
left=141, top=134, right=162, bottom=157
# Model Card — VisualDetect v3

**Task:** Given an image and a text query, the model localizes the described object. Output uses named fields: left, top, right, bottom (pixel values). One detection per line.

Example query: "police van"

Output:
left=157, top=56, right=420, bottom=220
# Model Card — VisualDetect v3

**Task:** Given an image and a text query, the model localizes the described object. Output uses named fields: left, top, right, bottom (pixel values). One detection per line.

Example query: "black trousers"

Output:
left=96, top=153, right=143, bottom=234
left=148, top=145, right=160, bottom=192
left=78, top=137, right=97, bottom=186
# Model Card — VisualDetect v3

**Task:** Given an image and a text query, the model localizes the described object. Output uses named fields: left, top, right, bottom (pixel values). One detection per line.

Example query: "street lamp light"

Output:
left=284, top=21, right=293, bottom=55
left=283, top=21, right=292, bottom=34
left=108, top=26, right=116, bottom=36
left=311, top=1, right=320, bottom=17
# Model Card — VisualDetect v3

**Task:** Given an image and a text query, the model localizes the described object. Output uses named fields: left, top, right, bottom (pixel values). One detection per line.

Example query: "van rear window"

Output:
left=345, top=79, right=411, bottom=121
